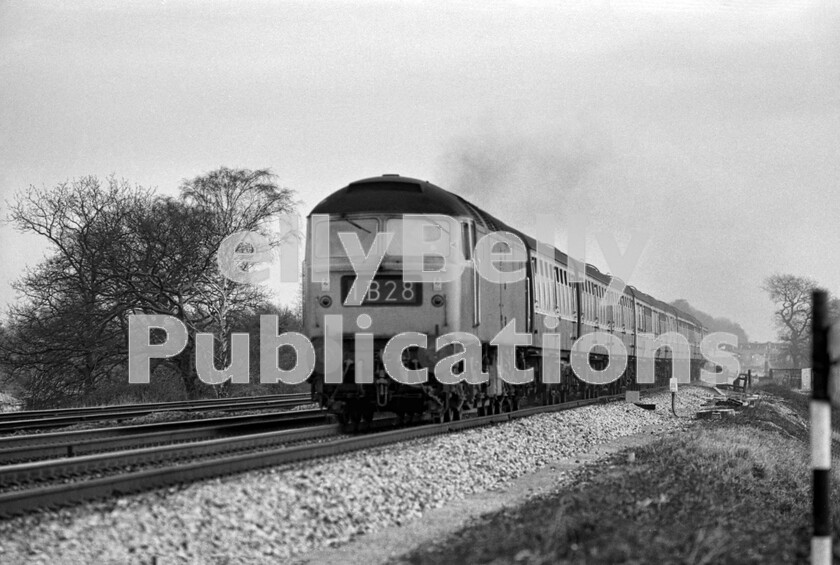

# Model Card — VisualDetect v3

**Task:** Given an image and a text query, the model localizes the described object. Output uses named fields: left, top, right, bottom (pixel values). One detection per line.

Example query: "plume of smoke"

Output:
left=671, top=298, right=749, bottom=344
left=436, top=116, right=610, bottom=230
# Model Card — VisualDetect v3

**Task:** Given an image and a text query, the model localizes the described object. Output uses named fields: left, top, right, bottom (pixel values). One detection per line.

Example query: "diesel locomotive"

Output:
left=302, top=175, right=706, bottom=425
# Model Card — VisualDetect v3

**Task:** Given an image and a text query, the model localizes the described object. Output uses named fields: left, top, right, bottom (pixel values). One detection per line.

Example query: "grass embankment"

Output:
left=399, top=385, right=840, bottom=565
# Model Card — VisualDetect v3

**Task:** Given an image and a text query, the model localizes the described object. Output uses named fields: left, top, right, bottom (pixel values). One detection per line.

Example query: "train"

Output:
left=302, top=175, right=707, bottom=425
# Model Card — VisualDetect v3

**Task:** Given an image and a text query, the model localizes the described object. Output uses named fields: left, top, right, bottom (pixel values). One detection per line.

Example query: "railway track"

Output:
left=0, top=408, right=333, bottom=464
left=0, top=394, right=624, bottom=518
left=0, top=393, right=314, bottom=434
left=0, top=423, right=343, bottom=491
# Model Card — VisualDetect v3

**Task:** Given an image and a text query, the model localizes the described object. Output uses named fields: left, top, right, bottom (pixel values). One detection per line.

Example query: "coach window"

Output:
left=547, top=262, right=556, bottom=311
left=583, top=282, right=589, bottom=321
left=543, top=260, right=551, bottom=311
left=618, top=296, right=627, bottom=332
left=614, top=298, right=620, bottom=330
left=563, top=270, right=571, bottom=317
left=597, top=286, right=602, bottom=323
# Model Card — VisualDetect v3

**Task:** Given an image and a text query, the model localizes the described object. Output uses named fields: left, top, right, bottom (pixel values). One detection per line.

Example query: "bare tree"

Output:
left=100, top=168, right=296, bottom=397
left=762, top=274, right=840, bottom=368
left=177, top=168, right=296, bottom=396
left=228, top=301, right=301, bottom=388
left=1, top=177, right=150, bottom=407
left=180, top=167, right=294, bottom=237
left=1, top=169, right=298, bottom=406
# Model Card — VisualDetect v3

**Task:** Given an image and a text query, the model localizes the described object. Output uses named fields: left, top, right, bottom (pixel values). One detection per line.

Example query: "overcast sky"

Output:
left=1, top=0, right=838, bottom=342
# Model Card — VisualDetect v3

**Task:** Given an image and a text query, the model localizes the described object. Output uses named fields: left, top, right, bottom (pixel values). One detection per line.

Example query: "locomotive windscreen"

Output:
left=325, top=218, right=378, bottom=257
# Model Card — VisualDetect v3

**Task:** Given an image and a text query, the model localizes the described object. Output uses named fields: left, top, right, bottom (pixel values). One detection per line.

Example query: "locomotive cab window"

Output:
left=385, top=217, right=455, bottom=259
left=461, top=221, right=476, bottom=260
left=322, top=217, right=379, bottom=258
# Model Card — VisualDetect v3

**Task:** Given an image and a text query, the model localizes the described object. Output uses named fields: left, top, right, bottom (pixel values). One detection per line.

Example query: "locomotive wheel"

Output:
left=511, top=398, right=520, bottom=411
left=452, top=407, right=461, bottom=421
left=501, top=399, right=511, bottom=413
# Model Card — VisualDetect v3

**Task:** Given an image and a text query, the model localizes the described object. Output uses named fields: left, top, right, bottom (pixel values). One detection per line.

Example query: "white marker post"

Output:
left=669, top=377, right=678, bottom=417
left=811, top=290, right=832, bottom=565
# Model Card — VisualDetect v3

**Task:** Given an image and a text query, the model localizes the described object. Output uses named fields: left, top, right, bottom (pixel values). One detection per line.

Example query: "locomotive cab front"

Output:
left=303, top=176, right=479, bottom=425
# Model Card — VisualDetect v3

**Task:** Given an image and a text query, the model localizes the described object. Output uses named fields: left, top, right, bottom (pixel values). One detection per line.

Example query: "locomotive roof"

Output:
left=310, top=175, right=477, bottom=217
left=311, top=175, right=705, bottom=331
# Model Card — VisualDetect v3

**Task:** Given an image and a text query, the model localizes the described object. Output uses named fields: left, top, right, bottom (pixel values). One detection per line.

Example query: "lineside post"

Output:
left=811, top=290, right=832, bottom=565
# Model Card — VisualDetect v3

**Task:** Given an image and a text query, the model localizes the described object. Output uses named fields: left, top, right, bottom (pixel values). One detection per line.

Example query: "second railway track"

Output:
left=0, top=392, right=311, bottom=421
left=0, top=392, right=315, bottom=433
left=0, top=408, right=333, bottom=464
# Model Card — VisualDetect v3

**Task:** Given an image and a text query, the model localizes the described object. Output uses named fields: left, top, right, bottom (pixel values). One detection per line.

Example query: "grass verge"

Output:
left=396, top=385, right=840, bottom=564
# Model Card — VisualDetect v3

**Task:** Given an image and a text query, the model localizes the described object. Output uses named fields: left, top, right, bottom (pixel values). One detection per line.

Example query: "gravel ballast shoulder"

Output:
left=0, top=387, right=712, bottom=564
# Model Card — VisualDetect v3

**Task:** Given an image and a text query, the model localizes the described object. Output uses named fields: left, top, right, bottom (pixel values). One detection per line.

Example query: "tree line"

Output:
left=0, top=168, right=300, bottom=408
left=763, top=274, right=840, bottom=370
left=0, top=169, right=834, bottom=408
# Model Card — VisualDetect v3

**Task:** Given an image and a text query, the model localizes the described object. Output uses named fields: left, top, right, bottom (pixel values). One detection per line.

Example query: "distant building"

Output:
left=736, top=342, right=792, bottom=377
